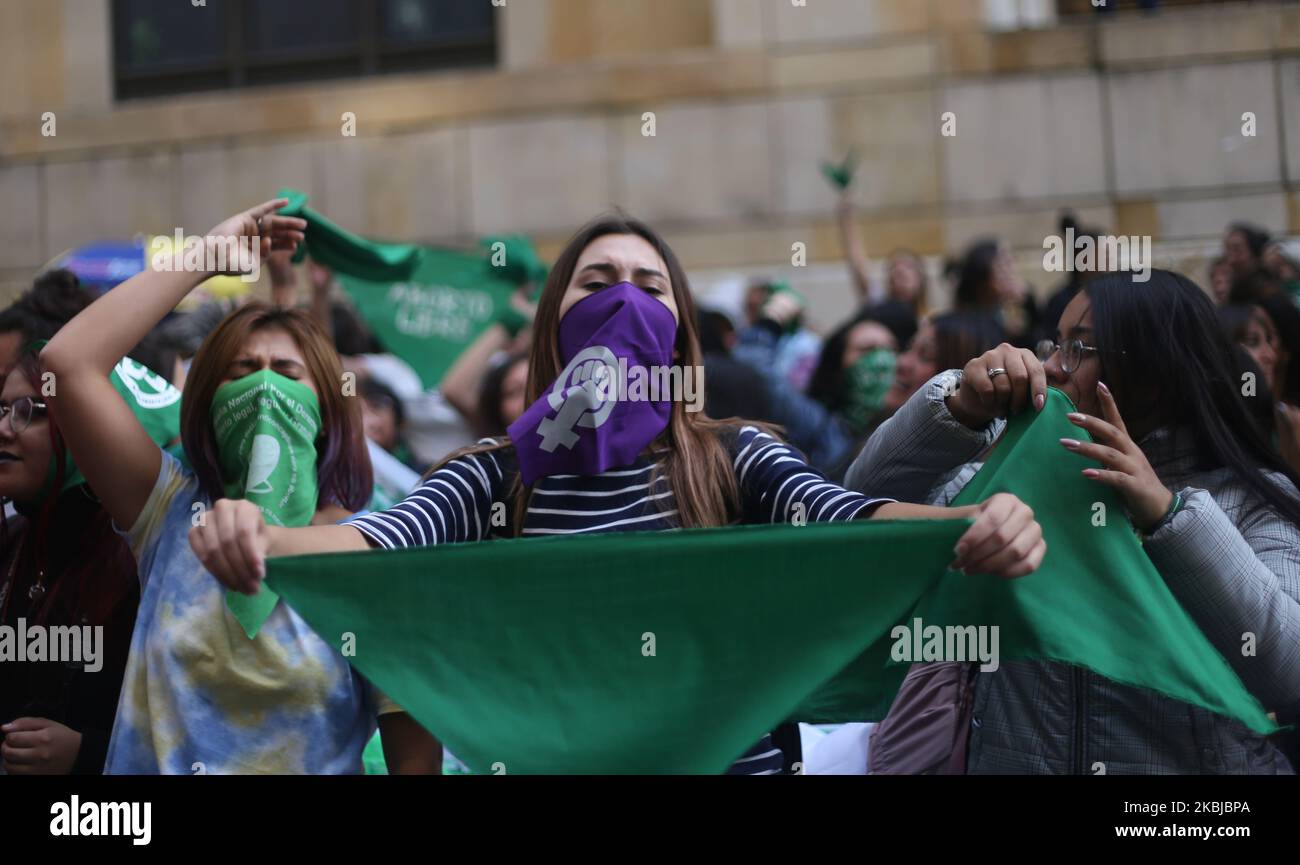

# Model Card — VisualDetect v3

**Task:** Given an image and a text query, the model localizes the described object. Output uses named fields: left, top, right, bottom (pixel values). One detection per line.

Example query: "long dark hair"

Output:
left=476, top=351, right=527, bottom=438
left=954, top=239, right=1001, bottom=309
left=807, top=311, right=884, bottom=412
left=931, top=310, right=1007, bottom=374
left=1086, top=270, right=1300, bottom=527
left=436, top=213, right=760, bottom=532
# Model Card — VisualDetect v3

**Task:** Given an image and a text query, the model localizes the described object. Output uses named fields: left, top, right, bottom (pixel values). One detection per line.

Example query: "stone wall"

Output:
left=1, top=0, right=1296, bottom=325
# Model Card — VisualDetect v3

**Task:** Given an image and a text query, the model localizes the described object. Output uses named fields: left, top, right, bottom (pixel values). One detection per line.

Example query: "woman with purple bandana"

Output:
left=195, top=214, right=1048, bottom=774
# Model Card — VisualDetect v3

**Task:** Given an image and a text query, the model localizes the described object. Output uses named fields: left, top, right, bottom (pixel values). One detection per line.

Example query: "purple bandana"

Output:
left=508, top=282, right=677, bottom=485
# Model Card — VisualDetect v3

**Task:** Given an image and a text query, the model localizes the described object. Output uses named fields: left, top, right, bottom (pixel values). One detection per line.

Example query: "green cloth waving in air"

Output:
left=275, top=189, right=542, bottom=388
left=267, top=389, right=1273, bottom=774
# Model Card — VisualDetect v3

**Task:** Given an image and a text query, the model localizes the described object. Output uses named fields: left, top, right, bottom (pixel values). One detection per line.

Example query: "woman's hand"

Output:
left=189, top=498, right=273, bottom=594
left=1, top=718, right=82, bottom=774
left=1060, top=382, right=1173, bottom=532
left=951, top=492, right=1046, bottom=579
left=946, top=343, right=1048, bottom=429
left=203, top=198, right=307, bottom=277
left=761, top=289, right=804, bottom=329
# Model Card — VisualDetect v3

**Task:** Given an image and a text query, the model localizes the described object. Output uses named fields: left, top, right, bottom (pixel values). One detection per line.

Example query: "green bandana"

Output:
left=275, top=189, right=542, bottom=388
left=18, top=346, right=181, bottom=514
left=265, top=389, right=1272, bottom=774
left=821, top=150, right=858, bottom=191
left=276, top=188, right=424, bottom=283
left=211, top=370, right=321, bottom=637
left=840, top=348, right=896, bottom=435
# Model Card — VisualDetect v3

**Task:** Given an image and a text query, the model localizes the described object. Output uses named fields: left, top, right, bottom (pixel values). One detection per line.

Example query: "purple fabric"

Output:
left=508, top=282, right=677, bottom=485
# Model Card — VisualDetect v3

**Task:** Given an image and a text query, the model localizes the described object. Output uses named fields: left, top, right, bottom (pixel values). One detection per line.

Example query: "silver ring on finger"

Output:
left=987, top=367, right=1008, bottom=380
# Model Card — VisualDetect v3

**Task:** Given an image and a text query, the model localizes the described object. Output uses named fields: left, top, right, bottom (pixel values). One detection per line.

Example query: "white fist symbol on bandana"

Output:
left=537, top=346, right=619, bottom=452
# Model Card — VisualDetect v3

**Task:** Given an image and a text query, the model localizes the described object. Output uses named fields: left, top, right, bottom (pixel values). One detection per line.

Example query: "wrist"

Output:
left=264, top=525, right=284, bottom=558
left=1138, top=488, right=1180, bottom=536
left=944, top=395, right=988, bottom=430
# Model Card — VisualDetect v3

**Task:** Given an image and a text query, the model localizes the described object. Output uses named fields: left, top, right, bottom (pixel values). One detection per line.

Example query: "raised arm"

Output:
left=440, top=321, right=510, bottom=429
left=42, top=199, right=306, bottom=531
left=837, top=194, right=872, bottom=303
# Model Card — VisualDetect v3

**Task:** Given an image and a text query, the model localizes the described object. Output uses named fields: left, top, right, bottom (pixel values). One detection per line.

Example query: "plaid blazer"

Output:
left=846, top=373, right=1300, bottom=774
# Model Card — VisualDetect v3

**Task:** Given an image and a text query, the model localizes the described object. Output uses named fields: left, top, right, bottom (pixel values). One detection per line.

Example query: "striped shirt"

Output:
left=349, top=424, right=893, bottom=774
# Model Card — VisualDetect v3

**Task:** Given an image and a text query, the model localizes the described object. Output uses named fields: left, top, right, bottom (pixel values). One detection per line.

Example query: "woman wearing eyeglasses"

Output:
left=846, top=269, right=1300, bottom=773
left=0, top=346, right=139, bottom=774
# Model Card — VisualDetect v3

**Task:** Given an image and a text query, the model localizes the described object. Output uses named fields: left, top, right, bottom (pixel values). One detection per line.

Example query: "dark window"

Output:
left=112, top=0, right=497, bottom=100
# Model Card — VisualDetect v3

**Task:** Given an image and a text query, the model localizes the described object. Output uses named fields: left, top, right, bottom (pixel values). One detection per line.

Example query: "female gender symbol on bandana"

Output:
left=508, top=282, right=677, bottom=484
left=537, top=346, right=620, bottom=452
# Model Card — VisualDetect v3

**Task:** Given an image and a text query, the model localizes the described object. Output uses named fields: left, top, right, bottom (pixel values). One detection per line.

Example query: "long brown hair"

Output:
left=180, top=303, right=372, bottom=511
left=443, top=214, right=748, bottom=532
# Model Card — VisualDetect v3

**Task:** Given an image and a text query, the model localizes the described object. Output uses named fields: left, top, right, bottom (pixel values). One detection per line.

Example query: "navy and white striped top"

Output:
left=349, top=425, right=893, bottom=774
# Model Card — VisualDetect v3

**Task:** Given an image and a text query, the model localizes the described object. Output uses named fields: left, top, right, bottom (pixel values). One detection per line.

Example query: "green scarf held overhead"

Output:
left=266, top=389, right=1274, bottom=774
left=211, top=370, right=322, bottom=638
left=333, top=247, right=523, bottom=388
left=275, top=189, right=544, bottom=388
left=821, top=150, right=859, bottom=191
left=275, top=188, right=424, bottom=283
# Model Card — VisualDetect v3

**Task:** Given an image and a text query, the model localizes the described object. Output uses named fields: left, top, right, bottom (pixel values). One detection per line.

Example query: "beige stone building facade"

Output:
left=1, top=0, right=1296, bottom=325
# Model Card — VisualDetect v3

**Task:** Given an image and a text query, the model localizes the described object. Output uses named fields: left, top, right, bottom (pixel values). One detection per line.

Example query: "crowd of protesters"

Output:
left=2, top=187, right=1299, bottom=775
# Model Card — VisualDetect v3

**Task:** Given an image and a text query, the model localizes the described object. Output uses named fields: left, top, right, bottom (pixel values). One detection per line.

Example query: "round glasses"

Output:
left=0, top=397, right=48, bottom=434
left=1035, top=339, right=1099, bottom=375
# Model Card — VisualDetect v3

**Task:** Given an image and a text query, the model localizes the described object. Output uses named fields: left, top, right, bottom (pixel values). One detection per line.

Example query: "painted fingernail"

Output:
left=1098, top=382, right=1111, bottom=395
left=1082, top=468, right=1100, bottom=479
left=1035, top=393, right=1045, bottom=410
left=1068, top=412, right=1086, bottom=423
left=1060, top=438, right=1081, bottom=450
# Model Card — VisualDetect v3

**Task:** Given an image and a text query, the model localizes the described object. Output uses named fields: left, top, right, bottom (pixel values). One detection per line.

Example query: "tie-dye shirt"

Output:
left=104, top=451, right=378, bottom=774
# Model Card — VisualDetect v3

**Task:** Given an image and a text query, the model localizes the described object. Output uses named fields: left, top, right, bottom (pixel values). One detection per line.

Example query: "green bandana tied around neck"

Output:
left=264, top=389, right=1273, bottom=773
left=211, top=370, right=322, bottom=638
left=840, top=348, right=896, bottom=435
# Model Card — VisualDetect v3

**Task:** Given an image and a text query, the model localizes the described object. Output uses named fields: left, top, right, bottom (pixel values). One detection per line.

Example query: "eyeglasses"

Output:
left=0, top=397, right=48, bottom=434
left=1035, top=339, right=1099, bottom=375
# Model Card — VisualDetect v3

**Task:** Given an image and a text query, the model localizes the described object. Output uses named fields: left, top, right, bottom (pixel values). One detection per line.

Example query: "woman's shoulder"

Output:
left=1188, top=464, right=1300, bottom=529
left=718, top=421, right=786, bottom=454
left=428, top=439, right=519, bottom=485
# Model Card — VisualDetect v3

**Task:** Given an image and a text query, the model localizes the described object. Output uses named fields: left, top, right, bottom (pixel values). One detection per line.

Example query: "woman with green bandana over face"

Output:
left=42, top=199, right=441, bottom=774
